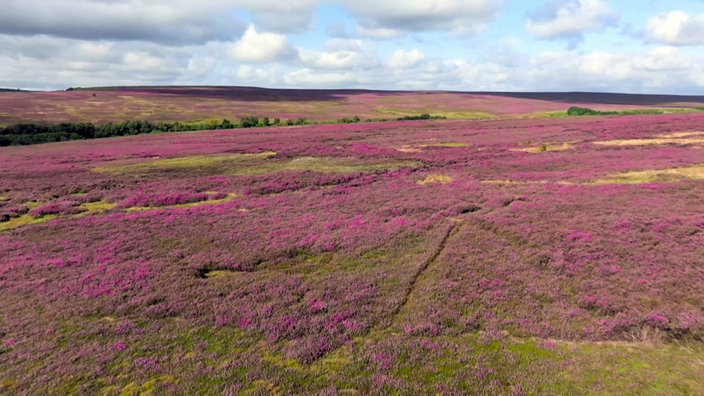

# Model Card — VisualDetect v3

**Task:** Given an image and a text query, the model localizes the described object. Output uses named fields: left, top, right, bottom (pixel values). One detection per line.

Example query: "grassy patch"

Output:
left=79, top=201, right=116, bottom=213
left=282, top=157, right=417, bottom=174
left=373, top=107, right=493, bottom=120
left=94, top=153, right=418, bottom=177
left=511, top=142, right=575, bottom=153
left=23, top=200, right=42, bottom=209
left=0, top=214, right=57, bottom=232
left=418, top=174, right=453, bottom=185
left=556, top=339, right=704, bottom=395
left=589, top=164, right=704, bottom=184
left=322, top=331, right=704, bottom=394
left=431, top=142, right=468, bottom=148
left=618, top=107, right=703, bottom=115
left=123, top=193, right=238, bottom=212
left=397, top=142, right=468, bottom=152
left=116, top=375, right=179, bottom=395
left=594, top=131, right=704, bottom=147
left=93, top=152, right=277, bottom=174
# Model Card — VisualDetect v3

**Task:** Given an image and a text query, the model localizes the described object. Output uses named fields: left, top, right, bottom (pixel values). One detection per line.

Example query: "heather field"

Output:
left=2, top=102, right=704, bottom=394
left=2, top=86, right=704, bottom=126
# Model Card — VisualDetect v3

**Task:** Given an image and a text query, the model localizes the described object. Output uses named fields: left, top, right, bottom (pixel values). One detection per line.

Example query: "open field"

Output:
left=1, top=86, right=704, bottom=126
left=1, top=90, right=704, bottom=394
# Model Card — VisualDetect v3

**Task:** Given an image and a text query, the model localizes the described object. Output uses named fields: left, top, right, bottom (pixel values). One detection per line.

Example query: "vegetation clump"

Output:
left=567, top=107, right=618, bottom=116
left=397, top=113, right=447, bottom=121
left=0, top=116, right=317, bottom=146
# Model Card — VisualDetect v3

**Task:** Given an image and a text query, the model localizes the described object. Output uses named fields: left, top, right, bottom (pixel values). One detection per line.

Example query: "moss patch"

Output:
left=79, top=201, right=116, bottom=213
left=0, top=214, right=57, bottom=232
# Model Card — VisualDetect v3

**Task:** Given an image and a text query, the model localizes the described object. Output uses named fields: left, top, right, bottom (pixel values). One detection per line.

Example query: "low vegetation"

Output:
left=2, top=91, right=704, bottom=393
left=0, top=118, right=304, bottom=146
left=0, top=114, right=451, bottom=146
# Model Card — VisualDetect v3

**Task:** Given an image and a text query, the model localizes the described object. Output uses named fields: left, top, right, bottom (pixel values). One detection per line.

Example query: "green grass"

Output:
left=93, top=152, right=277, bottom=174
left=78, top=201, right=116, bottom=213
left=372, top=107, right=493, bottom=120
left=93, top=153, right=419, bottom=177
left=0, top=214, right=57, bottom=232
left=123, top=193, right=238, bottom=212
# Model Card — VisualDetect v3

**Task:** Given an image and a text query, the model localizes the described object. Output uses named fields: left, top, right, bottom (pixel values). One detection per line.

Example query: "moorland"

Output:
left=1, top=87, right=704, bottom=394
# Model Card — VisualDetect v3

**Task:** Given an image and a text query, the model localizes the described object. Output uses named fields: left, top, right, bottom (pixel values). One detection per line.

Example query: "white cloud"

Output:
left=0, top=35, right=190, bottom=89
left=388, top=49, right=425, bottom=69
left=526, top=0, right=618, bottom=41
left=283, top=69, right=367, bottom=87
left=646, top=11, right=704, bottom=46
left=516, top=46, right=703, bottom=92
left=355, top=26, right=404, bottom=39
left=344, top=0, right=504, bottom=35
left=299, top=49, right=368, bottom=69
left=1, top=0, right=703, bottom=94
left=230, top=26, right=290, bottom=62
left=232, top=0, right=321, bottom=33
left=234, top=65, right=283, bottom=85
left=0, top=0, right=244, bottom=45
left=298, top=39, right=379, bottom=69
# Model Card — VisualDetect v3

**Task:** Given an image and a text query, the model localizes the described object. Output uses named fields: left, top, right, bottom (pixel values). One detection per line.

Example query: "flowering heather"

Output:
left=1, top=112, right=704, bottom=394
left=2, top=87, right=702, bottom=126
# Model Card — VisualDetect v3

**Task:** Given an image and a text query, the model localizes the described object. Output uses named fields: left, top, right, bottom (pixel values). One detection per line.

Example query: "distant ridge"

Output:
left=69, top=85, right=704, bottom=106
left=3, top=85, right=703, bottom=126
left=471, top=91, right=704, bottom=106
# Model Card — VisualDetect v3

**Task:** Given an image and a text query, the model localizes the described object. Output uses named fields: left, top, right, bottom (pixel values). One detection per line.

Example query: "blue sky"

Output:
left=1, top=0, right=703, bottom=93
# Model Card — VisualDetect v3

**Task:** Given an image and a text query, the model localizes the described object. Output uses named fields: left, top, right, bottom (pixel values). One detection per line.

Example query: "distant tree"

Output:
left=219, top=119, right=234, bottom=129
left=240, top=116, right=259, bottom=128
left=567, top=106, right=599, bottom=116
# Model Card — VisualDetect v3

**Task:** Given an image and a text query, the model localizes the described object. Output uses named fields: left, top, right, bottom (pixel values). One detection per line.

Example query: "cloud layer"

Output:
left=646, top=11, right=704, bottom=46
left=0, top=0, right=703, bottom=93
left=526, top=0, right=619, bottom=43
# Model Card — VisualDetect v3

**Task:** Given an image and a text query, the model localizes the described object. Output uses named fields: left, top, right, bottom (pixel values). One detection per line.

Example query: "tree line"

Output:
left=0, top=117, right=311, bottom=146
left=0, top=112, right=452, bottom=146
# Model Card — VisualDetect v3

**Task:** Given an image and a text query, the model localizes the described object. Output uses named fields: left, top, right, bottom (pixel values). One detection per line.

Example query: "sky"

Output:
left=1, top=0, right=704, bottom=93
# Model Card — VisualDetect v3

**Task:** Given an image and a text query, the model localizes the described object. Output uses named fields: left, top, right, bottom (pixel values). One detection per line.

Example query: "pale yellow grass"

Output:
left=94, top=153, right=417, bottom=176
left=481, top=179, right=575, bottom=185
left=0, top=214, right=57, bottom=232
left=418, top=174, right=453, bottom=185
left=593, top=131, right=704, bottom=147
left=511, top=142, right=575, bottom=153
left=589, top=164, right=704, bottom=184
left=397, top=142, right=468, bottom=152
left=124, top=193, right=239, bottom=212
left=93, top=152, right=277, bottom=174
left=80, top=201, right=116, bottom=213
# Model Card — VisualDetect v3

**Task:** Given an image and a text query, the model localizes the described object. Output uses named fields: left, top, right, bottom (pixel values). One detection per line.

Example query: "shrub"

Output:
left=240, top=116, right=259, bottom=128
left=567, top=107, right=600, bottom=116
